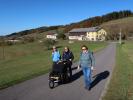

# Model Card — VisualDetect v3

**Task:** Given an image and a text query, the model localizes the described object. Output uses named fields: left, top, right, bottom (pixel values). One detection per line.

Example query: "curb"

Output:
left=99, top=44, right=116, bottom=100
left=99, top=69, right=113, bottom=100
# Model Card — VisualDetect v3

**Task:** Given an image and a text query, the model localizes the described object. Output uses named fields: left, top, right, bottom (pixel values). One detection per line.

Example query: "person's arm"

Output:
left=58, top=51, right=61, bottom=60
left=70, top=52, right=74, bottom=61
left=62, top=52, right=65, bottom=61
left=52, top=52, right=54, bottom=61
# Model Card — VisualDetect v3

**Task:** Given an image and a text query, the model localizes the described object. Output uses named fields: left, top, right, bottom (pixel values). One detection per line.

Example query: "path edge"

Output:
left=99, top=43, right=116, bottom=100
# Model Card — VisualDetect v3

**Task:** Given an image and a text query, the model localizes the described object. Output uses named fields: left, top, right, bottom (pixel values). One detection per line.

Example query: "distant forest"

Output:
left=6, top=10, right=133, bottom=39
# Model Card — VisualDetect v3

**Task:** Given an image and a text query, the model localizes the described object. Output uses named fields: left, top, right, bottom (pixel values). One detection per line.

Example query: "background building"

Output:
left=68, top=27, right=107, bottom=41
left=46, top=32, right=57, bottom=40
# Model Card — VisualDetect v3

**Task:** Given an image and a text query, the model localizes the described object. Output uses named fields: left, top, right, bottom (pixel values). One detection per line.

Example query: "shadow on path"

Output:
left=71, top=68, right=83, bottom=82
left=90, top=70, right=110, bottom=90
left=53, top=67, right=83, bottom=88
left=72, top=67, right=78, bottom=71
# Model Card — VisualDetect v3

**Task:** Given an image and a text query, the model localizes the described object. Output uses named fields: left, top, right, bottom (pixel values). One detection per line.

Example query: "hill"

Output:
left=4, top=10, right=133, bottom=40
left=101, top=17, right=133, bottom=40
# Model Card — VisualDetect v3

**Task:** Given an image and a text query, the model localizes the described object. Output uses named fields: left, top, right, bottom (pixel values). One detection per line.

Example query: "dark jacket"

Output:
left=62, top=51, right=74, bottom=61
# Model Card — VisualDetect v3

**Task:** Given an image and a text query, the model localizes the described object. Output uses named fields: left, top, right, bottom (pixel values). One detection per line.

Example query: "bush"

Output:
left=0, top=40, right=12, bottom=46
left=23, top=36, right=35, bottom=43
left=57, top=33, right=66, bottom=40
left=43, top=39, right=57, bottom=50
left=6, top=41, right=14, bottom=46
left=0, top=41, right=3, bottom=46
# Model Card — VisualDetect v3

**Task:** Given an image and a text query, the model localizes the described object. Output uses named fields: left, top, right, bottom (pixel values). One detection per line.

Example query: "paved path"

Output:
left=0, top=43, right=116, bottom=100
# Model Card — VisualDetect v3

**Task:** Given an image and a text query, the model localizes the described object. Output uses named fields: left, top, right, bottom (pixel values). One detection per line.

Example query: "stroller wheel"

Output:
left=49, top=79, right=54, bottom=89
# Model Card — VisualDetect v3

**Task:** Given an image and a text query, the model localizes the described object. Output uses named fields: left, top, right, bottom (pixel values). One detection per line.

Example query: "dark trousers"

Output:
left=66, top=61, right=72, bottom=77
left=52, top=62, right=57, bottom=71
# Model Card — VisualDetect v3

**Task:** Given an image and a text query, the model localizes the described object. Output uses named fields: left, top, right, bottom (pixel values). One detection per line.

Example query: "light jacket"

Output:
left=79, top=51, right=95, bottom=67
left=52, top=50, right=61, bottom=62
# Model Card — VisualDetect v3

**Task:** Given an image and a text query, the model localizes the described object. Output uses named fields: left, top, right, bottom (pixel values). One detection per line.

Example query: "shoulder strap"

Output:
left=80, top=52, right=82, bottom=57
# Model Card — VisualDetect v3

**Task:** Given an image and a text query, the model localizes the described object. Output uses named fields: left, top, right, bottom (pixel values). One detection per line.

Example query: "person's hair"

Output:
left=53, top=46, right=56, bottom=49
left=63, top=46, right=70, bottom=53
left=81, top=45, right=88, bottom=50
left=52, top=46, right=57, bottom=52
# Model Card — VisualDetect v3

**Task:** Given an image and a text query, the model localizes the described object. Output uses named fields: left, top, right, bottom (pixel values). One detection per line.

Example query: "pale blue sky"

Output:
left=0, top=0, right=133, bottom=35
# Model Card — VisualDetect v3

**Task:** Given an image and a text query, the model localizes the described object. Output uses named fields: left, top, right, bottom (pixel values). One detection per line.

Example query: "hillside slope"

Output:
left=101, top=17, right=133, bottom=27
left=101, top=17, right=133, bottom=40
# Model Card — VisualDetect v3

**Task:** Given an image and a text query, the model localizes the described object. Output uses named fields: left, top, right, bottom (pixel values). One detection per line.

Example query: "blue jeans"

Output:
left=82, top=67, right=91, bottom=88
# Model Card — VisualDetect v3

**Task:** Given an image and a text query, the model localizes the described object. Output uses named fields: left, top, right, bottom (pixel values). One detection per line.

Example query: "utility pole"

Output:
left=119, top=28, right=122, bottom=44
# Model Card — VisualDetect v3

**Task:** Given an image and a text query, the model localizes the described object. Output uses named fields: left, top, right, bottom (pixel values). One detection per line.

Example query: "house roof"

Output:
left=69, top=27, right=101, bottom=33
left=69, top=32, right=86, bottom=36
left=46, top=32, right=57, bottom=35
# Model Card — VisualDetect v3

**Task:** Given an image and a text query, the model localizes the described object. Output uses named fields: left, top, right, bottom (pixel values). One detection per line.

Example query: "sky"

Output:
left=0, top=0, right=133, bottom=35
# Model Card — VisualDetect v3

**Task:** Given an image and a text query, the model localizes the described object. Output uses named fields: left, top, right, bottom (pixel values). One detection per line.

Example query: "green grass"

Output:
left=103, top=41, right=133, bottom=100
left=0, top=40, right=107, bottom=89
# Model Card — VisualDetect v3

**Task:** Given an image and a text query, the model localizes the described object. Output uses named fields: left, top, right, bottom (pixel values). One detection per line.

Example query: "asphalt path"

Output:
left=0, top=43, right=116, bottom=100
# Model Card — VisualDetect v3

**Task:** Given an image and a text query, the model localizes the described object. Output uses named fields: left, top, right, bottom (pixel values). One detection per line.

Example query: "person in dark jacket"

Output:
left=62, top=46, right=74, bottom=78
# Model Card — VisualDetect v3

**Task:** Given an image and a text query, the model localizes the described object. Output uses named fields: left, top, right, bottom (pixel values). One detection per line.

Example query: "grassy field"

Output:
left=0, top=40, right=107, bottom=89
left=103, top=41, right=133, bottom=100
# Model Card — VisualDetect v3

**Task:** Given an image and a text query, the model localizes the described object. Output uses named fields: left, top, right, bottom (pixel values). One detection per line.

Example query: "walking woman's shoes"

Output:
left=84, top=86, right=91, bottom=91
left=84, top=86, right=89, bottom=90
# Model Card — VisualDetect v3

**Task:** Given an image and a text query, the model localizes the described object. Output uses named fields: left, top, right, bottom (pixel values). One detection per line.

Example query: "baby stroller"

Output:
left=49, top=60, right=70, bottom=89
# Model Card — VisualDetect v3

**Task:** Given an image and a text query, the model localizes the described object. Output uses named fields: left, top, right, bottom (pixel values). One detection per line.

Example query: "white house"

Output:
left=68, top=27, right=107, bottom=41
left=46, top=32, right=57, bottom=40
left=68, top=32, right=86, bottom=41
left=6, top=39, right=21, bottom=43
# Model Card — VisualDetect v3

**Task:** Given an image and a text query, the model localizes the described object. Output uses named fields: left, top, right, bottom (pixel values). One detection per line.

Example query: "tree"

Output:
left=57, top=33, right=66, bottom=40
left=43, top=39, right=57, bottom=50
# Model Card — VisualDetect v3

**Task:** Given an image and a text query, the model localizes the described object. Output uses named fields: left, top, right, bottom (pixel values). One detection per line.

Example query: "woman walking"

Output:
left=79, top=45, right=95, bottom=90
left=52, top=46, right=61, bottom=69
left=62, top=46, right=74, bottom=78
